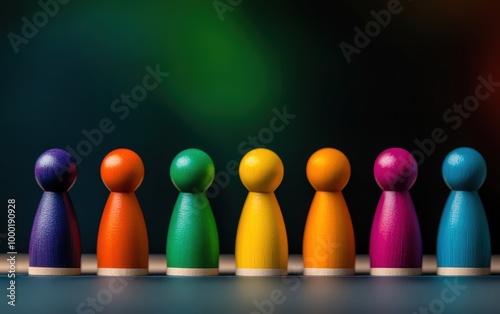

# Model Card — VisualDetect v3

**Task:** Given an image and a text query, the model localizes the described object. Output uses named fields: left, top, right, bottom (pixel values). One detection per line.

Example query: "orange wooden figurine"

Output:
left=97, top=148, right=149, bottom=276
left=302, top=148, right=355, bottom=275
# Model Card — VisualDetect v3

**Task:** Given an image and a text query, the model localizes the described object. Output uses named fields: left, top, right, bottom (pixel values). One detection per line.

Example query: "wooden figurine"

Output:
left=97, top=148, right=149, bottom=276
left=303, top=148, right=355, bottom=275
left=29, top=148, right=81, bottom=276
left=166, top=148, right=219, bottom=276
left=369, top=148, right=422, bottom=276
left=437, top=147, right=491, bottom=276
left=235, top=148, right=288, bottom=276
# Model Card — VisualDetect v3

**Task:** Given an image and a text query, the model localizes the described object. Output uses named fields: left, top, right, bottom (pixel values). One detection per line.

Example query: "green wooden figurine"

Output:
left=166, top=148, right=219, bottom=276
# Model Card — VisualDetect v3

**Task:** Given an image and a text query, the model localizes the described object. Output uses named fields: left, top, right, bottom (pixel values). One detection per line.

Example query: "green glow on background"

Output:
left=155, top=2, right=280, bottom=132
left=56, top=2, right=282, bottom=137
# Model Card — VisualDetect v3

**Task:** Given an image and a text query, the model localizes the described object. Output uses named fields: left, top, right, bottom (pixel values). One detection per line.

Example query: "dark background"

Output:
left=1, top=0, right=499, bottom=255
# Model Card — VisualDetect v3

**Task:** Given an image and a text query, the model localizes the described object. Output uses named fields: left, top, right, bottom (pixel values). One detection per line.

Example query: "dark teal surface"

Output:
left=2, top=275, right=500, bottom=314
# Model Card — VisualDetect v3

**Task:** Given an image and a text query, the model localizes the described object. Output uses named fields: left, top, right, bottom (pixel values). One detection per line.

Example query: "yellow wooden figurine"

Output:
left=235, top=148, right=288, bottom=276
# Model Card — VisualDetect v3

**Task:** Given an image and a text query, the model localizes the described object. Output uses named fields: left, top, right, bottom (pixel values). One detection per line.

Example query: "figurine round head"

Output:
left=35, top=148, right=77, bottom=192
left=306, top=148, right=350, bottom=192
left=170, top=148, right=215, bottom=193
left=239, top=148, right=284, bottom=193
left=374, top=148, right=418, bottom=191
left=442, top=147, right=486, bottom=191
left=101, top=148, right=144, bottom=192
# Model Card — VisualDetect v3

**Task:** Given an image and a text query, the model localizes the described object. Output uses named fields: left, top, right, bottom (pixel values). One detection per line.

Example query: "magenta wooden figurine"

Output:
left=369, top=148, right=422, bottom=276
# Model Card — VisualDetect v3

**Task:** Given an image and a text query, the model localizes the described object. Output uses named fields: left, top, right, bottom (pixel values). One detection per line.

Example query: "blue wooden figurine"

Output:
left=437, top=147, right=491, bottom=275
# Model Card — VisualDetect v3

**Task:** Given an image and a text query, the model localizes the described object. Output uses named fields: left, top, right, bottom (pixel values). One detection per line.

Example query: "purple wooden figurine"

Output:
left=29, top=148, right=81, bottom=275
left=369, top=148, right=422, bottom=276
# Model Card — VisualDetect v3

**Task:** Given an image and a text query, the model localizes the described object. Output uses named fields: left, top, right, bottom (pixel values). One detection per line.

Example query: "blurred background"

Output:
left=1, top=0, right=499, bottom=255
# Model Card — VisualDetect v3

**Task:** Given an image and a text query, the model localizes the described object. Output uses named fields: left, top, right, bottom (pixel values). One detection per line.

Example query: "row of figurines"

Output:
left=27, top=146, right=490, bottom=276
